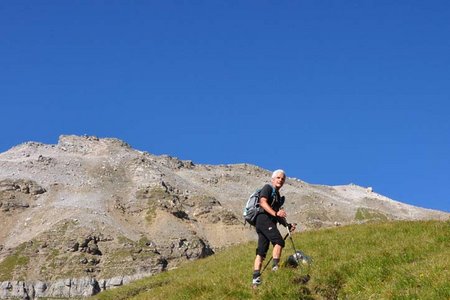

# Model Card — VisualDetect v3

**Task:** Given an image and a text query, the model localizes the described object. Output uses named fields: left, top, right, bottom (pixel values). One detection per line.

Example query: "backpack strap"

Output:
left=269, top=185, right=285, bottom=208
left=269, top=185, right=277, bottom=207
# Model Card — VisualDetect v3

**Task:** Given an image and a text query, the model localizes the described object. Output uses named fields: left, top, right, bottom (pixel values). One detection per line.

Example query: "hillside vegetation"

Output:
left=91, top=220, right=449, bottom=299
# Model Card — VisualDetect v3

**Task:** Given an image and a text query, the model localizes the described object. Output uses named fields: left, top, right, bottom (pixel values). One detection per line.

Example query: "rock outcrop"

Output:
left=0, top=274, right=153, bottom=299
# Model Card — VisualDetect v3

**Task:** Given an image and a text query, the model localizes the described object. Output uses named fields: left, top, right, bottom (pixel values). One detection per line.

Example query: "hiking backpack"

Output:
left=243, top=186, right=276, bottom=226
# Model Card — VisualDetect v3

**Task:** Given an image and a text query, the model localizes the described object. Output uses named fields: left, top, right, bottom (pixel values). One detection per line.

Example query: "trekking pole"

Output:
left=287, top=224, right=299, bottom=254
left=287, top=224, right=313, bottom=266
left=261, top=232, right=289, bottom=274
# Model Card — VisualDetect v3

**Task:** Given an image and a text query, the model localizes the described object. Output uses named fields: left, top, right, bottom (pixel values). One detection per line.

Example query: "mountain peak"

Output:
left=0, top=135, right=448, bottom=294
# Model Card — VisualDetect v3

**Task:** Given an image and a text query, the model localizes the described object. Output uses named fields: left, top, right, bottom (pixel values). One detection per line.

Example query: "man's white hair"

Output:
left=271, top=169, right=286, bottom=178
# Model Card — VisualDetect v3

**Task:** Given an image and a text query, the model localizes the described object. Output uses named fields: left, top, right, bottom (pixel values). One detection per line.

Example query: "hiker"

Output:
left=252, top=169, right=296, bottom=287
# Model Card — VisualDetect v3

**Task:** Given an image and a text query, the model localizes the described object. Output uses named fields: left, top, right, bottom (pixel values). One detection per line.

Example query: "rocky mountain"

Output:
left=0, top=135, right=448, bottom=299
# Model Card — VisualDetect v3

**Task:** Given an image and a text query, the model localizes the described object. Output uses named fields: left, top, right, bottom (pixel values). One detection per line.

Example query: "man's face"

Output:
left=271, top=173, right=286, bottom=189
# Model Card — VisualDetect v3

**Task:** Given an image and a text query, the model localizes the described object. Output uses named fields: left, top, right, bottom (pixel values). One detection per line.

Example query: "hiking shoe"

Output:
left=252, top=276, right=262, bottom=286
left=272, top=265, right=279, bottom=272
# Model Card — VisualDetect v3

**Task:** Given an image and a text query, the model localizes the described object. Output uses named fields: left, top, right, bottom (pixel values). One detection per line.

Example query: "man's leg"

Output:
left=272, top=244, right=283, bottom=270
left=267, top=226, right=285, bottom=270
left=273, top=244, right=282, bottom=259
left=252, top=228, right=270, bottom=286
left=253, top=254, right=263, bottom=271
left=256, top=215, right=285, bottom=272
left=252, top=253, right=265, bottom=286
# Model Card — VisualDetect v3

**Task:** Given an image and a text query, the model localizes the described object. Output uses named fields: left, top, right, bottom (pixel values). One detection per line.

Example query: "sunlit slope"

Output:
left=91, top=220, right=449, bottom=299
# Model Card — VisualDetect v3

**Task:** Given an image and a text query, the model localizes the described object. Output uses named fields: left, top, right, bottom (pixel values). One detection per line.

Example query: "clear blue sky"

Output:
left=1, top=1, right=449, bottom=212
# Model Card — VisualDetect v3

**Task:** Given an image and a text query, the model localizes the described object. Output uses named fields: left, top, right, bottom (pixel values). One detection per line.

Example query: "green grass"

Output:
left=90, top=220, right=449, bottom=299
left=0, top=242, right=30, bottom=281
left=355, top=207, right=389, bottom=221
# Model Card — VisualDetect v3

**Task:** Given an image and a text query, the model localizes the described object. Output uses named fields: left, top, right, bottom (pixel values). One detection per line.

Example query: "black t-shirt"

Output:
left=259, top=184, right=283, bottom=213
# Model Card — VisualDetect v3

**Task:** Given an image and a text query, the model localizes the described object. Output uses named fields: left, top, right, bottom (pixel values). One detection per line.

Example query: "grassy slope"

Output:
left=91, top=221, right=449, bottom=300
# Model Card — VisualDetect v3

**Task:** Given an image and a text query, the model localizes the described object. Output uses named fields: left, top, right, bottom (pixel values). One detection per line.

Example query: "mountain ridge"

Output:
left=0, top=135, right=448, bottom=298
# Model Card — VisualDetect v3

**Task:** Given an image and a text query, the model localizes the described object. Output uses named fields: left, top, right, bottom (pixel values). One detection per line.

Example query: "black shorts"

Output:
left=255, top=213, right=285, bottom=258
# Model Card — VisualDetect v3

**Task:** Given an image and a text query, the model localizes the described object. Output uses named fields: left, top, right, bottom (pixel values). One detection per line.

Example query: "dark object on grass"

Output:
left=286, top=250, right=312, bottom=267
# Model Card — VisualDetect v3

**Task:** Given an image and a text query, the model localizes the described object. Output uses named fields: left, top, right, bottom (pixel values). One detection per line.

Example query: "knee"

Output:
left=256, top=248, right=267, bottom=259
left=274, top=239, right=285, bottom=248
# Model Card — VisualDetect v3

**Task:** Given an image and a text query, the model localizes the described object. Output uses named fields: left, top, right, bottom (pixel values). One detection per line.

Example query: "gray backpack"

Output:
left=243, top=186, right=275, bottom=226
